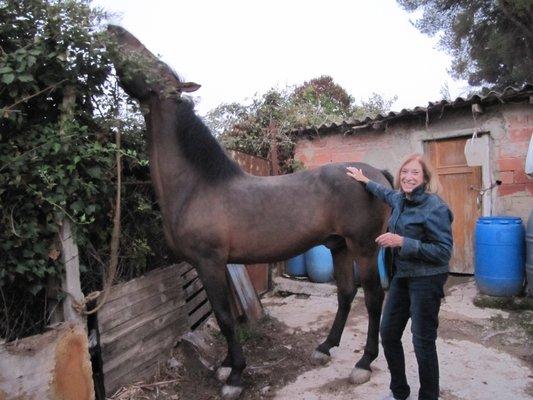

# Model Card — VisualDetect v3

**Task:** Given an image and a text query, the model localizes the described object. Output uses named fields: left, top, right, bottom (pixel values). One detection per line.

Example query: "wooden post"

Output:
left=227, top=264, right=264, bottom=323
left=59, top=87, right=84, bottom=324
left=59, top=219, right=84, bottom=324
left=0, top=322, right=95, bottom=400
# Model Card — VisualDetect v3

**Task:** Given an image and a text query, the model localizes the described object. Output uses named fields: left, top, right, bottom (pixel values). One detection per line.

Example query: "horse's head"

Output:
left=107, top=25, right=200, bottom=103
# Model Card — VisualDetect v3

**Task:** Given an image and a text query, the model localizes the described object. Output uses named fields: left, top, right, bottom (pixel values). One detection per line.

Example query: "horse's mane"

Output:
left=175, top=100, right=243, bottom=182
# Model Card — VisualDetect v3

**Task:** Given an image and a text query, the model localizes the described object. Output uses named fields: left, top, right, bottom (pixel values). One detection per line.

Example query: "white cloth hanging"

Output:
left=526, top=132, right=533, bottom=175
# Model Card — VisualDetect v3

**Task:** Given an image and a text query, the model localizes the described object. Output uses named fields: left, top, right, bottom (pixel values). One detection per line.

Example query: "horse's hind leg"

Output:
left=195, top=260, right=245, bottom=400
left=311, top=247, right=357, bottom=364
left=349, top=255, right=385, bottom=385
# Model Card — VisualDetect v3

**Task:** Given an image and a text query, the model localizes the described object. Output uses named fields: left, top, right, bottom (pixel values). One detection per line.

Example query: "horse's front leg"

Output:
left=312, top=248, right=357, bottom=364
left=349, top=254, right=385, bottom=384
left=195, top=259, right=245, bottom=400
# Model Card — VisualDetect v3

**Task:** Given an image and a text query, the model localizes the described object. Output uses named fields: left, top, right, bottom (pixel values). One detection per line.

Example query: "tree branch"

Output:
left=1, top=79, right=68, bottom=114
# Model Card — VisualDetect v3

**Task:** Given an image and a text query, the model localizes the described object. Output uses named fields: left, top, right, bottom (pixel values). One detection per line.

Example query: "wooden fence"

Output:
left=229, top=150, right=272, bottom=293
left=98, top=262, right=210, bottom=396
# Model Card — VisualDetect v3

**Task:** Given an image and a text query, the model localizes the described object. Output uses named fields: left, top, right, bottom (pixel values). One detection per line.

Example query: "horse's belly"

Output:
left=227, top=230, right=325, bottom=264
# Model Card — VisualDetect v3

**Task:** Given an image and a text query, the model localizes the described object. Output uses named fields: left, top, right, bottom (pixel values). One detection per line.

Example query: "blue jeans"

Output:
left=380, top=273, right=447, bottom=400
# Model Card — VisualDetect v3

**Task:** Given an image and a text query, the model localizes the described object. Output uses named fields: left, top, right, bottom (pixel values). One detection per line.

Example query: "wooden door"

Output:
left=426, top=137, right=482, bottom=274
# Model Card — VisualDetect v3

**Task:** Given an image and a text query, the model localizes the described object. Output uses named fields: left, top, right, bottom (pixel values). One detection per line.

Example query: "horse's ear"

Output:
left=180, top=82, right=201, bottom=93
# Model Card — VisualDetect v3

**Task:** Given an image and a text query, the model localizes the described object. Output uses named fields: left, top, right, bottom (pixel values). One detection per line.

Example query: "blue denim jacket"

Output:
left=366, top=181, right=454, bottom=277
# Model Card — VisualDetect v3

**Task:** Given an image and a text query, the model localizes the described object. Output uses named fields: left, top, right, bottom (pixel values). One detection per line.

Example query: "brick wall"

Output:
left=497, top=110, right=533, bottom=197
left=294, top=130, right=394, bottom=169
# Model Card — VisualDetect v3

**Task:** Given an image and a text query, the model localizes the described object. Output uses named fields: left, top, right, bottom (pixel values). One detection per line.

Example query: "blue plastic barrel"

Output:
left=286, top=254, right=306, bottom=277
left=475, top=216, right=525, bottom=297
left=526, top=210, right=533, bottom=296
left=305, top=245, right=334, bottom=283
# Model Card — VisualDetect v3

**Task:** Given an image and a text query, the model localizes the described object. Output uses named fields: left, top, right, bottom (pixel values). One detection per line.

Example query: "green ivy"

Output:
left=0, top=0, right=171, bottom=340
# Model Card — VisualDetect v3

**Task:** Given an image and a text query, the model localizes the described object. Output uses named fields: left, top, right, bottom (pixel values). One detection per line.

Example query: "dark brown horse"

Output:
left=107, top=25, right=393, bottom=399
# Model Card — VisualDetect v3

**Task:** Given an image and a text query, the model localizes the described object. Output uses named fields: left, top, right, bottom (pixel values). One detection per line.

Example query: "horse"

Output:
left=107, top=25, right=393, bottom=400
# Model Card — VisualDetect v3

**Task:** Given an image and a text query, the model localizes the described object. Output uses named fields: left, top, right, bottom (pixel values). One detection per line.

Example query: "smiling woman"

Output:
left=399, top=161, right=423, bottom=193
left=394, top=153, right=441, bottom=195
left=347, top=153, right=453, bottom=400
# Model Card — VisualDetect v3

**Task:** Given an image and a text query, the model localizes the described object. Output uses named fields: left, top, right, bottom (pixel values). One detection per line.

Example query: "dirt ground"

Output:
left=109, top=276, right=533, bottom=400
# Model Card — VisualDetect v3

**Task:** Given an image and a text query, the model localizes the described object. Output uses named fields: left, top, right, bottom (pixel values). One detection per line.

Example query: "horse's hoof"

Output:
left=216, top=367, right=232, bottom=382
left=221, top=384, right=243, bottom=400
left=349, top=366, right=371, bottom=385
left=310, top=350, right=330, bottom=365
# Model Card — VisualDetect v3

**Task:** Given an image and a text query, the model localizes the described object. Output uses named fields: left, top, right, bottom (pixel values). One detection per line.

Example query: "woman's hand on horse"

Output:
left=375, top=232, right=404, bottom=248
left=346, top=167, right=370, bottom=184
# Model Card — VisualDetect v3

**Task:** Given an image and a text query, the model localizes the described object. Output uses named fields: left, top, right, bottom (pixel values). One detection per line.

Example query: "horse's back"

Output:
left=316, top=162, right=392, bottom=188
left=312, top=162, right=391, bottom=249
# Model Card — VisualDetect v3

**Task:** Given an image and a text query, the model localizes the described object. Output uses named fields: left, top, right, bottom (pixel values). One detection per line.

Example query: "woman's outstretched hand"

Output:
left=346, top=167, right=370, bottom=184
left=376, top=232, right=404, bottom=248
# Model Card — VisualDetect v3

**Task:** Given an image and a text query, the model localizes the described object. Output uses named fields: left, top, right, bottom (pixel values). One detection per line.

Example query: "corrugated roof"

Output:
left=292, top=84, right=533, bottom=136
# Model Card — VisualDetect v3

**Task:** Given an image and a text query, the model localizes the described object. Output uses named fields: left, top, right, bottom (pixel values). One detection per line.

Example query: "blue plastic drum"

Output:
left=286, top=254, right=306, bottom=277
left=305, top=245, right=334, bottom=283
left=475, top=216, right=525, bottom=297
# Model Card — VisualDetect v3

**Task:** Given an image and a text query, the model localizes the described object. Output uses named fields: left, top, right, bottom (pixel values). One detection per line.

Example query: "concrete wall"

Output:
left=294, top=103, right=533, bottom=222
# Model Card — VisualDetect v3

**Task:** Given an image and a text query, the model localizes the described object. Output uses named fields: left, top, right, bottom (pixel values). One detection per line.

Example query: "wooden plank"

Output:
left=188, top=300, right=212, bottom=328
left=185, top=290, right=209, bottom=315
left=183, top=277, right=205, bottom=299
left=229, top=150, right=271, bottom=176
left=106, top=352, right=167, bottom=395
left=177, top=261, right=195, bottom=275
left=181, top=268, right=199, bottom=286
left=98, top=277, right=182, bottom=318
left=227, top=264, right=264, bottom=322
left=101, top=307, right=188, bottom=373
left=104, top=265, right=179, bottom=303
left=245, top=263, right=270, bottom=295
left=105, top=346, right=172, bottom=395
left=103, top=319, right=186, bottom=390
left=99, top=287, right=184, bottom=333
left=100, top=295, right=186, bottom=344
left=100, top=300, right=187, bottom=352
left=0, top=322, right=93, bottom=400
left=99, top=269, right=182, bottom=312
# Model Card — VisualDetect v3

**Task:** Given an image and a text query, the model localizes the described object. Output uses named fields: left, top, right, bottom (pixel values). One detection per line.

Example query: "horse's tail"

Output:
left=381, top=169, right=394, bottom=188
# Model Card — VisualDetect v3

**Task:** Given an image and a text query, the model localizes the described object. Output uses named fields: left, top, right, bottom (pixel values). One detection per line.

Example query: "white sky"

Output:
left=92, top=0, right=469, bottom=116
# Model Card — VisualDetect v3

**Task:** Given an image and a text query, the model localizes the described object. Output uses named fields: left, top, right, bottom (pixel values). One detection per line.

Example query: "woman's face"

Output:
left=399, top=159, right=425, bottom=194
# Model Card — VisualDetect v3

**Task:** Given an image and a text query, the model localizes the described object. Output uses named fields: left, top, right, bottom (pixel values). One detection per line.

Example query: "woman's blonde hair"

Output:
left=395, top=153, right=442, bottom=194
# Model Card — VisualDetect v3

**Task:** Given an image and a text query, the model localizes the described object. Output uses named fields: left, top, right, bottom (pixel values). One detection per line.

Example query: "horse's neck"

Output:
left=145, top=99, right=196, bottom=215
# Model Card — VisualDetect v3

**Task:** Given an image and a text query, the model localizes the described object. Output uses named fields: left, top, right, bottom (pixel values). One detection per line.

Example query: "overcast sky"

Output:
left=92, top=0, right=469, bottom=116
